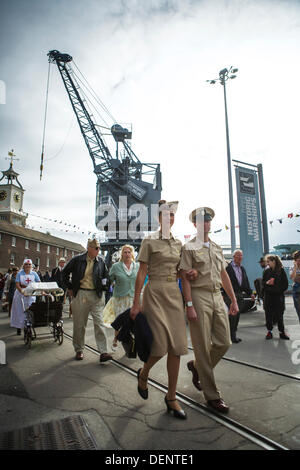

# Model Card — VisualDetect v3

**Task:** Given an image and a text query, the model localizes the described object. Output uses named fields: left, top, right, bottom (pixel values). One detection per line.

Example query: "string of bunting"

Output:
left=183, top=210, right=300, bottom=239
left=26, top=213, right=98, bottom=237
left=26, top=209, right=300, bottom=239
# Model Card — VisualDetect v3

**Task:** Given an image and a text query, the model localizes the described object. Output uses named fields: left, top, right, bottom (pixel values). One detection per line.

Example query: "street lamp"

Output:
left=207, top=66, right=238, bottom=253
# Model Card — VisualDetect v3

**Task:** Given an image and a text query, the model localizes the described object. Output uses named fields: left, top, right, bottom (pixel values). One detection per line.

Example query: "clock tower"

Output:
left=0, top=150, right=27, bottom=226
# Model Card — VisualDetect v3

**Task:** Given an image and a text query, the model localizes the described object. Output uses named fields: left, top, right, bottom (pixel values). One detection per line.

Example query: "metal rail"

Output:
left=84, top=315, right=300, bottom=381
left=188, top=345, right=300, bottom=382
left=63, top=332, right=288, bottom=451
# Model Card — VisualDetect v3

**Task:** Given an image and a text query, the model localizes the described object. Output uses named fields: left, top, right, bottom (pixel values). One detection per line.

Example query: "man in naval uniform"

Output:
left=180, top=207, right=239, bottom=413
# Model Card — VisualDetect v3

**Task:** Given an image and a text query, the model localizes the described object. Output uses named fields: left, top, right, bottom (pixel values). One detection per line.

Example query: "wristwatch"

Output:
left=187, top=301, right=193, bottom=307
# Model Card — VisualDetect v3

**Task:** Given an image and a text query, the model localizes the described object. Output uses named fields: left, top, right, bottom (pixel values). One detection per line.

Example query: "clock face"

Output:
left=0, top=190, right=7, bottom=201
left=14, top=192, right=21, bottom=203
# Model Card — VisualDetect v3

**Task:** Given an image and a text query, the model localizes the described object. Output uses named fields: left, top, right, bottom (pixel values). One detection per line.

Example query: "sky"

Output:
left=0, top=0, right=300, bottom=250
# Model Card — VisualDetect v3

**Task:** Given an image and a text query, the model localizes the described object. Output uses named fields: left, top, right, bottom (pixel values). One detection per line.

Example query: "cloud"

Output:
left=0, top=0, right=300, bottom=249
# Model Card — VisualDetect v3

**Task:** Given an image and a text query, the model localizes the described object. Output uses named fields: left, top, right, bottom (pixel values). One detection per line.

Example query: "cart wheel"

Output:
left=24, top=327, right=32, bottom=349
left=56, top=324, right=63, bottom=345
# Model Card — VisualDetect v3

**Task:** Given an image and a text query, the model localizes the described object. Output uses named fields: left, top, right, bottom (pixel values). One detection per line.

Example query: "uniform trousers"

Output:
left=71, top=289, right=108, bottom=353
left=190, top=289, right=231, bottom=401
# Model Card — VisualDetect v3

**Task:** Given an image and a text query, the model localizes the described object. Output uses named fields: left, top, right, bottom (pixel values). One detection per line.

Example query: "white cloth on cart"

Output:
left=10, top=270, right=40, bottom=329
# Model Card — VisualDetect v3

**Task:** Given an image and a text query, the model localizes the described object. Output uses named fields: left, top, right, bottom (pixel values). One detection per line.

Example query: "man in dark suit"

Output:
left=51, top=258, right=67, bottom=292
left=223, top=250, right=256, bottom=343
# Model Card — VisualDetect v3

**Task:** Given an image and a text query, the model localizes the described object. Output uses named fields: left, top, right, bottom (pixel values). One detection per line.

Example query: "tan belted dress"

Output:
left=138, top=231, right=188, bottom=357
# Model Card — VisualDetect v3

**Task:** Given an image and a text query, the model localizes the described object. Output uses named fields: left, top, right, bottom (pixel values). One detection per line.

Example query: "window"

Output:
left=56, top=247, right=59, bottom=256
left=0, top=234, right=2, bottom=244
left=10, top=252, right=16, bottom=265
left=37, top=242, right=40, bottom=251
left=35, top=257, right=40, bottom=267
left=0, top=215, right=7, bottom=221
left=25, top=239, right=29, bottom=249
left=72, top=251, right=74, bottom=257
left=46, top=257, right=50, bottom=268
left=64, top=249, right=67, bottom=257
left=47, top=245, right=50, bottom=254
left=12, top=236, right=16, bottom=247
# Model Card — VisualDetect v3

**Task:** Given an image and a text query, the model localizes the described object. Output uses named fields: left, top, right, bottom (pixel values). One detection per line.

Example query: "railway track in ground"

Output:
left=63, top=331, right=289, bottom=451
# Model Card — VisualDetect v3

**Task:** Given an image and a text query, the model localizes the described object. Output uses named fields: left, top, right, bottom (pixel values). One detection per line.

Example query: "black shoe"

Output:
left=265, top=331, right=273, bottom=340
left=279, top=332, right=290, bottom=340
left=99, top=353, right=113, bottom=363
left=137, top=368, right=148, bottom=400
left=17, top=328, right=21, bottom=336
left=164, top=396, right=187, bottom=420
left=231, top=337, right=241, bottom=343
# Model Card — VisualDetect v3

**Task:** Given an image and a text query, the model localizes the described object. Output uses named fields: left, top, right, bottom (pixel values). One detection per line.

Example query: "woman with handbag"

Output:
left=130, top=200, right=189, bottom=420
left=103, top=245, right=139, bottom=349
left=263, top=255, right=289, bottom=340
left=290, top=250, right=300, bottom=323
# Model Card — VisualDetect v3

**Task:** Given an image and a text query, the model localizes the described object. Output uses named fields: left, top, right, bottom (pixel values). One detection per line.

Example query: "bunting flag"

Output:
left=26, top=208, right=300, bottom=240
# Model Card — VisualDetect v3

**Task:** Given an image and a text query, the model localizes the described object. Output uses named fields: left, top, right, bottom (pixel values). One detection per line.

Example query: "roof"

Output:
left=0, top=220, right=85, bottom=251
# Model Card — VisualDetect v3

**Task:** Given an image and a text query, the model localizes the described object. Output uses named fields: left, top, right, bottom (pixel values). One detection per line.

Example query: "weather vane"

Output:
left=5, top=149, right=20, bottom=166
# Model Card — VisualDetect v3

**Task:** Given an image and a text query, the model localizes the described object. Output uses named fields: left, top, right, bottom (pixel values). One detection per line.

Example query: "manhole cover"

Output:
left=0, top=415, right=98, bottom=450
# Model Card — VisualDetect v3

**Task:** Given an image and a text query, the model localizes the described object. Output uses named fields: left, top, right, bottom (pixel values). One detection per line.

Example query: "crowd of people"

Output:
left=1, top=202, right=299, bottom=420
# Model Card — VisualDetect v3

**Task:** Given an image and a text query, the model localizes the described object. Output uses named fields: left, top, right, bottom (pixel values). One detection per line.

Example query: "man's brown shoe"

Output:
left=187, top=360, right=202, bottom=391
left=75, top=351, right=83, bottom=360
left=100, top=353, right=113, bottom=363
left=207, top=398, right=229, bottom=413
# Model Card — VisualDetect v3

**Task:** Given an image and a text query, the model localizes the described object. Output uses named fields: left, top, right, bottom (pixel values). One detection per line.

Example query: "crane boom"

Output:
left=47, top=50, right=162, bottom=261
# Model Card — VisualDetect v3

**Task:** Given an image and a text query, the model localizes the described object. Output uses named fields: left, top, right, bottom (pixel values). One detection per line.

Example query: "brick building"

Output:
left=0, top=152, right=85, bottom=273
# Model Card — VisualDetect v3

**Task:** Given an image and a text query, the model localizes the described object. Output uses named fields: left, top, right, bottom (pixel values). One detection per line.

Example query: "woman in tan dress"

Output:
left=130, top=200, right=188, bottom=419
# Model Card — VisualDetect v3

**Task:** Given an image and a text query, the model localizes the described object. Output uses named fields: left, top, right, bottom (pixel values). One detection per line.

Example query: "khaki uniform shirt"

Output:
left=80, top=254, right=95, bottom=289
left=179, top=237, right=227, bottom=291
left=138, top=231, right=182, bottom=280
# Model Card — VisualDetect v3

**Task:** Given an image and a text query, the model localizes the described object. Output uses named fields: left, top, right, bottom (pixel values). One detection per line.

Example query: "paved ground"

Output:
left=0, top=296, right=299, bottom=451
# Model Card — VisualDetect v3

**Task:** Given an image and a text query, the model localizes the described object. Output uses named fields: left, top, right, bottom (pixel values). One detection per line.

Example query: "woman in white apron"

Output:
left=10, top=259, right=41, bottom=335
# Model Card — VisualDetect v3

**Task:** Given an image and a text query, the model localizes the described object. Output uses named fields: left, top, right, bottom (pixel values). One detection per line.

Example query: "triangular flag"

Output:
left=277, top=219, right=283, bottom=224
left=295, top=214, right=300, bottom=218
left=288, top=213, right=293, bottom=218
left=214, top=229, right=222, bottom=233
left=225, top=225, right=229, bottom=230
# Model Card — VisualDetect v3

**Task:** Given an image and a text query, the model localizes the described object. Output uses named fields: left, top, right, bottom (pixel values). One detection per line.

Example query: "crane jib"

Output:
left=46, top=49, right=162, bottom=263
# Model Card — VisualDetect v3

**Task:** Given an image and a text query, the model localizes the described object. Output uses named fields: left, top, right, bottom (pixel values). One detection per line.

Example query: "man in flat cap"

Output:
left=62, top=239, right=112, bottom=362
left=180, top=207, right=238, bottom=413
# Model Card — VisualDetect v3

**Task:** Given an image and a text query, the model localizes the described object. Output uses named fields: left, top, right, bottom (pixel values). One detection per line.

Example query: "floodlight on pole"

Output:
left=206, top=66, right=238, bottom=253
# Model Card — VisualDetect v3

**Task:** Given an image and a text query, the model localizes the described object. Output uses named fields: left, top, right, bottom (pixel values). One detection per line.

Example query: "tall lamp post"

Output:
left=207, top=66, right=238, bottom=253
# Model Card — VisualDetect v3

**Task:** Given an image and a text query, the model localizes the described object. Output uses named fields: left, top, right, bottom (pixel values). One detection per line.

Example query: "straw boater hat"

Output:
left=58, top=257, right=66, bottom=263
left=189, top=207, right=215, bottom=223
left=87, top=238, right=100, bottom=249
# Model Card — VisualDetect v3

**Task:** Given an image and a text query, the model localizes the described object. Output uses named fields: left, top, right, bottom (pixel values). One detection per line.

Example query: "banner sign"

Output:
left=235, top=167, right=264, bottom=287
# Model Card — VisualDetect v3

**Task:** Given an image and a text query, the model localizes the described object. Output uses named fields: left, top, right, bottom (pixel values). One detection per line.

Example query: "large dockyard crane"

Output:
left=47, top=50, right=162, bottom=262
